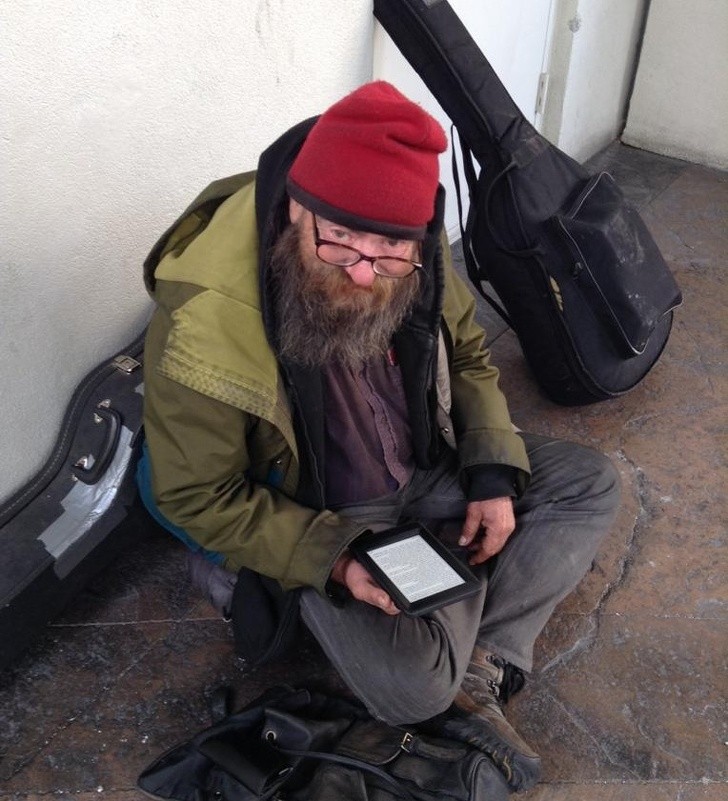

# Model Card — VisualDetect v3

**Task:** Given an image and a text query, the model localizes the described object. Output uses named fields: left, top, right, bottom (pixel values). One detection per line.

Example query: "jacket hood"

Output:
left=143, top=171, right=258, bottom=297
left=255, top=117, right=317, bottom=341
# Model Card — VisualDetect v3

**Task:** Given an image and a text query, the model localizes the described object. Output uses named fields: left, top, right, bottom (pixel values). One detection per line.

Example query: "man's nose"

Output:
left=344, top=258, right=377, bottom=288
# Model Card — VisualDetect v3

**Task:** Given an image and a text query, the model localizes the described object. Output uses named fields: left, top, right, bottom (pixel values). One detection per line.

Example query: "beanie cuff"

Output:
left=287, top=177, right=427, bottom=240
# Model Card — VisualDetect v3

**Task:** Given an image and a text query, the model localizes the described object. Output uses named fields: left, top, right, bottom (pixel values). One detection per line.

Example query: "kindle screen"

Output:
left=350, top=523, right=481, bottom=615
left=365, top=533, right=465, bottom=603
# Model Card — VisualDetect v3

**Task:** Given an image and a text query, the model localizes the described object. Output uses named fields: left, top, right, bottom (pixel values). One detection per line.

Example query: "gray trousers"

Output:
left=300, top=434, right=621, bottom=725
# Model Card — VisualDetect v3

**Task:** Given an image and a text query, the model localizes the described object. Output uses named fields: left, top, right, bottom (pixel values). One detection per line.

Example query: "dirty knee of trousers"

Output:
left=576, top=444, right=622, bottom=513
left=584, top=446, right=622, bottom=505
left=361, top=663, right=462, bottom=726
left=299, top=585, right=485, bottom=726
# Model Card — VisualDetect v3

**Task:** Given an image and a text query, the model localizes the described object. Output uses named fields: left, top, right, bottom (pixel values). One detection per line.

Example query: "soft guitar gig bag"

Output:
left=374, top=0, right=682, bottom=405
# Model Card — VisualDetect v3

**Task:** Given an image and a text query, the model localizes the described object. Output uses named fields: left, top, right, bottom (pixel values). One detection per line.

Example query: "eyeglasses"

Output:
left=312, top=216, right=422, bottom=278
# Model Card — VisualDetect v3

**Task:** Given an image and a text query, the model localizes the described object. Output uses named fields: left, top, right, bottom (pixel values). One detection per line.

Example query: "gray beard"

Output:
left=269, top=224, right=421, bottom=371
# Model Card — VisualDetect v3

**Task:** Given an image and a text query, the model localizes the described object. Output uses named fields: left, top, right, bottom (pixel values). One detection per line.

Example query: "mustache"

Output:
left=268, top=223, right=421, bottom=370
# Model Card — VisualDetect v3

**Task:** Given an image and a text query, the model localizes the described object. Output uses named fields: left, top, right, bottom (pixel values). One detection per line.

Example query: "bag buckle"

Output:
left=400, top=731, right=414, bottom=753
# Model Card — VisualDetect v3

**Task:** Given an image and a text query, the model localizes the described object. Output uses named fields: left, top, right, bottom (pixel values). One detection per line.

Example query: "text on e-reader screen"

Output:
left=367, top=535, right=465, bottom=602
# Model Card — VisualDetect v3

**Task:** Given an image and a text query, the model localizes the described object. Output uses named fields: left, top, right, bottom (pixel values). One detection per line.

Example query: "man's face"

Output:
left=268, top=201, right=422, bottom=370
left=289, top=199, right=419, bottom=314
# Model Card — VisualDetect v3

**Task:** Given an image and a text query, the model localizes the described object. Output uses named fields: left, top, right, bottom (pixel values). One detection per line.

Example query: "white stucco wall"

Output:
left=548, top=0, right=647, bottom=162
left=623, top=0, right=728, bottom=170
left=1, top=0, right=373, bottom=503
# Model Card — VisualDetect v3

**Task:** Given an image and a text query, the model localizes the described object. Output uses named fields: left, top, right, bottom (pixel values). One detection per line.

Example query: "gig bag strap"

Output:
left=450, top=128, right=513, bottom=329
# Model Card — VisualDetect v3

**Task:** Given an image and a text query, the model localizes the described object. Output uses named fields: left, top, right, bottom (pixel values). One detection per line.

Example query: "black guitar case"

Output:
left=0, top=332, right=148, bottom=669
left=374, top=0, right=682, bottom=405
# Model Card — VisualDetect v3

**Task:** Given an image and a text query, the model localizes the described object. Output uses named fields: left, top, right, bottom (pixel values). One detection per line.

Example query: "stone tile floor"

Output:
left=1, top=143, right=726, bottom=799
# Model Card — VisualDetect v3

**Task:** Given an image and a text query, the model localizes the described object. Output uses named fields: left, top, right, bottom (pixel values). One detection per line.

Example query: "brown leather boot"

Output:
left=440, top=647, right=542, bottom=792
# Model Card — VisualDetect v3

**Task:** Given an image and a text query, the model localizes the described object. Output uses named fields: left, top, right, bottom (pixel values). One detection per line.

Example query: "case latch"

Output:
left=112, top=354, right=141, bottom=373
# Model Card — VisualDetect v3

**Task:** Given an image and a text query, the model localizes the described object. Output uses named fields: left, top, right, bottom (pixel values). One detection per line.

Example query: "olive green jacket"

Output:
left=143, top=150, right=529, bottom=595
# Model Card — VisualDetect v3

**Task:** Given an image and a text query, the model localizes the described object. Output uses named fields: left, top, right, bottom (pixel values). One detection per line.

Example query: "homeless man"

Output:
left=138, top=81, right=620, bottom=793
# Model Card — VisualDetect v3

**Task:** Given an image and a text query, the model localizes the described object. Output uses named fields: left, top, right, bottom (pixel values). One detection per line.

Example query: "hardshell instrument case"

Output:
left=0, top=332, right=146, bottom=669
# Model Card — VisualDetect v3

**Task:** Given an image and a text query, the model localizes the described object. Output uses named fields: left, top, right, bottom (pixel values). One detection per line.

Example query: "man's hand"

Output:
left=458, top=496, right=516, bottom=565
left=330, top=554, right=400, bottom=615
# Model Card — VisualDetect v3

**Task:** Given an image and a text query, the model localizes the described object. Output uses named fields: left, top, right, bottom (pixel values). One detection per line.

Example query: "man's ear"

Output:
left=289, top=198, right=305, bottom=224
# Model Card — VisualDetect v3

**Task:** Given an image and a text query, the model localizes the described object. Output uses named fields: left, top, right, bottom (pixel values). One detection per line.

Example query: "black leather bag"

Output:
left=137, top=686, right=509, bottom=801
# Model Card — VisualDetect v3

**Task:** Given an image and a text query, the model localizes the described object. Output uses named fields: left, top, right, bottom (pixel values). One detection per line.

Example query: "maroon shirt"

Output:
left=322, top=349, right=415, bottom=507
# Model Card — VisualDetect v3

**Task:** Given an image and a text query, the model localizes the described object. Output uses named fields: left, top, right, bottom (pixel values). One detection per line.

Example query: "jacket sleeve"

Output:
left=142, top=307, right=366, bottom=595
left=441, top=251, right=531, bottom=497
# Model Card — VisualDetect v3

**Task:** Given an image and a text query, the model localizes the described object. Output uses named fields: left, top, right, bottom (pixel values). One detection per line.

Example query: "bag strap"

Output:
left=269, top=738, right=417, bottom=800
left=450, top=128, right=513, bottom=329
left=208, top=685, right=235, bottom=724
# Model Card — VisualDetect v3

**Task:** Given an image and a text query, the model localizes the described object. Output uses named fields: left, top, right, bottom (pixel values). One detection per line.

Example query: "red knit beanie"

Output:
left=287, top=81, right=447, bottom=239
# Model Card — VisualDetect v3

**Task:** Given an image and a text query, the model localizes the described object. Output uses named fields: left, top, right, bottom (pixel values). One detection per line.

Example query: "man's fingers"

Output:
left=375, top=594, right=400, bottom=615
left=344, top=561, right=400, bottom=614
left=459, top=508, right=483, bottom=545
left=356, top=585, right=399, bottom=614
left=467, top=527, right=511, bottom=565
left=460, top=497, right=517, bottom=557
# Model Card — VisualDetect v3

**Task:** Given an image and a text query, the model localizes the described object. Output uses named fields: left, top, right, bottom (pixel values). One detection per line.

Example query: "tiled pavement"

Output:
left=1, top=143, right=726, bottom=800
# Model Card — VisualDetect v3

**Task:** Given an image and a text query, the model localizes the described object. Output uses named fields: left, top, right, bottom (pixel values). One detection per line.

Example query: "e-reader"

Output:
left=349, top=523, right=482, bottom=616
